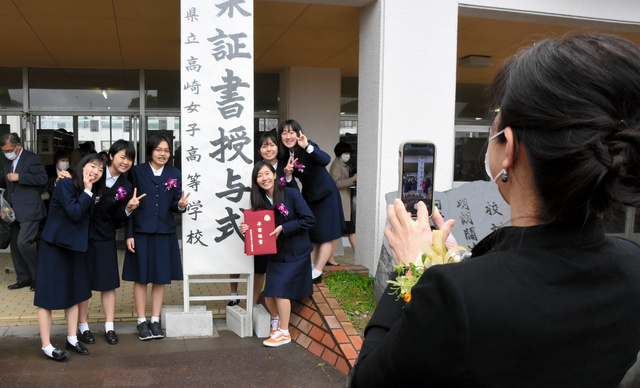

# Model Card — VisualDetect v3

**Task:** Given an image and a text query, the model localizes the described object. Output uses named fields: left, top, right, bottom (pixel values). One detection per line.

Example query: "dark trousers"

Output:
left=9, top=220, right=40, bottom=284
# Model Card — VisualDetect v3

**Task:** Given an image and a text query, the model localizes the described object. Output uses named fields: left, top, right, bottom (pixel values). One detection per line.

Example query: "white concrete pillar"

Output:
left=357, top=0, right=459, bottom=275
left=279, top=67, right=341, bottom=159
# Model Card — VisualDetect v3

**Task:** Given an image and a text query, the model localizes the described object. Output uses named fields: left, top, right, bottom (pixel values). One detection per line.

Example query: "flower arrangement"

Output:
left=165, top=178, right=178, bottom=191
left=279, top=176, right=286, bottom=186
left=277, top=203, right=289, bottom=216
left=388, top=230, right=467, bottom=303
left=294, top=160, right=305, bottom=173
left=115, top=186, right=127, bottom=201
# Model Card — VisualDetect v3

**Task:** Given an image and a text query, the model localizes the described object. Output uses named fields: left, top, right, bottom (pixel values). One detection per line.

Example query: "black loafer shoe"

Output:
left=78, top=330, right=95, bottom=344
left=105, top=330, right=119, bottom=345
left=49, top=348, right=69, bottom=362
left=312, top=274, right=323, bottom=284
left=8, top=281, right=30, bottom=290
left=65, top=341, right=90, bottom=355
left=227, top=300, right=240, bottom=307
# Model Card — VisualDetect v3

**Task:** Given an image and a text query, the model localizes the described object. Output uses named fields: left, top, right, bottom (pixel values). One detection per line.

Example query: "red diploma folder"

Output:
left=243, top=209, right=277, bottom=255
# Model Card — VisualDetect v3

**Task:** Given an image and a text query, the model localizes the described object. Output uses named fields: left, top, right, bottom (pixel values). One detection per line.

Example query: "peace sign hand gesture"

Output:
left=178, top=191, right=190, bottom=210
left=284, top=156, right=296, bottom=180
left=125, top=188, right=147, bottom=213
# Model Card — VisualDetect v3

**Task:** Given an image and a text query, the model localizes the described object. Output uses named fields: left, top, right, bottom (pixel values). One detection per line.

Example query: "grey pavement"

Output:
left=0, top=320, right=347, bottom=387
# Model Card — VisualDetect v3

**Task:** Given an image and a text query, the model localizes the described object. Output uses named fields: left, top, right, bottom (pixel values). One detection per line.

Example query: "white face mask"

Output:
left=58, top=161, right=69, bottom=171
left=341, top=153, right=350, bottom=163
left=484, top=129, right=506, bottom=182
left=3, top=151, right=16, bottom=161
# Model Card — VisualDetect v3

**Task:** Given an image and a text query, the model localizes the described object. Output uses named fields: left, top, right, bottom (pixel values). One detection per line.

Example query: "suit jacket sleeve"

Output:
left=280, top=189, right=315, bottom=236
left=18, top=153, right=48, bottom=186
left=352, top=265, right=470, bottom=387
left=306, top=141, right=331, bottom=167
left=125, top=167, right=138, bottom=238
left=56, top=179, right=94, bottom=222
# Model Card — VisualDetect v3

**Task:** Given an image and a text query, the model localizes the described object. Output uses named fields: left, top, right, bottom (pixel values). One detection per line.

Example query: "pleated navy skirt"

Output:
left=307, top=188, right=345, bottom=243
left=85, top=239, right=120, bottom=291
left=263, top=255, right=312, bottom=300
left=122, top=232, right=183, bottom=285
left=34, top=240, right=92, bottom=310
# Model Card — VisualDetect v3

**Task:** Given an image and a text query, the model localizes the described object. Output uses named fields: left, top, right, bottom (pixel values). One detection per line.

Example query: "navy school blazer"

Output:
left=40, top=178, right=94, bottom=252
left=126, top=163, right=184, bottom=237
left=270, top=187, right=315, bottom=263
left=289, top=141, right=335, bottom=203
left=90, top=174, right=133, bottom=241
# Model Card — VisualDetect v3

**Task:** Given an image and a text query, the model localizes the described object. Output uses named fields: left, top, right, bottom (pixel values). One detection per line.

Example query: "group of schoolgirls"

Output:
left=35, top=134, right=187, bottom=361
left=240, top=119, right=345, bottom=347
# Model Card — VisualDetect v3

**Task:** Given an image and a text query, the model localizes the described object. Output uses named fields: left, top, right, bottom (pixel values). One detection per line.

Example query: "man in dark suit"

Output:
left=0, top=133, right=48, bottom=290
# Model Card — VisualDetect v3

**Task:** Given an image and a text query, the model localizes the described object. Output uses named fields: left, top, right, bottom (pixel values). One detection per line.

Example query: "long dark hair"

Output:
left=488, top=33, right=640, bottom=224
left=250, top=161, right=285, bottom=211
left=277, top=119, right=303, bottom=160
left=73, top=153, right=107, bottom=198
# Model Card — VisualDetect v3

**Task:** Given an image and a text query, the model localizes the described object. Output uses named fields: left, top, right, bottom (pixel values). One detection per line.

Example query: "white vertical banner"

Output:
left=181, top=0, right=254, bottom=276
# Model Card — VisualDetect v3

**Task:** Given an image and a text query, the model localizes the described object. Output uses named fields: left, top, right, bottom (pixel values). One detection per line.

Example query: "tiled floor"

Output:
left=0, top=241, right=355, bottom=327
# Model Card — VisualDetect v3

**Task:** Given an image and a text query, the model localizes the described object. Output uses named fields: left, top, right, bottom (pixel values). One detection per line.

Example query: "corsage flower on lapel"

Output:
left=94, top=196, right=101, bottom=204
left=279, top=177, right=286, bottom=186
left=294, top=160, right=305, bottom=173
left=165, top=178, right=178, bottom=191
left=277, top=203, right=289, bottom=217
left=115, top=186, right=127, bottom=201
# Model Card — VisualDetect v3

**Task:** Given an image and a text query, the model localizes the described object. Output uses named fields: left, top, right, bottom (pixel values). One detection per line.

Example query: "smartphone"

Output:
left=398, top=141, right=436, bottom=217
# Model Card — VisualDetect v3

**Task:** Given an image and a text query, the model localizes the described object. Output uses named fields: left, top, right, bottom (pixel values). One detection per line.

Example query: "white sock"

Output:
left=137, top=317, right=146, bottom=324
left=67, top=335, right=78, bottom=345
left=312, top=269, right=323, bottom=279
left=151, top=316, right=160, bottom=323
left=78, top=322, right=89, bottom=332
left=230, top=292, right=239, bottom=302
left=271, top=317, right=279, bottom=330
left=42, top=344, right=55, bottom=358
left=105, top=322, right=114, bottom=332
left=280, top=329, right=289, bottom=335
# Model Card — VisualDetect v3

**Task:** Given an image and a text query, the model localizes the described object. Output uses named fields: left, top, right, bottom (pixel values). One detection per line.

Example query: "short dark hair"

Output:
left=0, top=133, right=20, bottom=147
left=334, top=141, right=352, bottom=157
left=73, top=153, right=107, bottom=198
left=108, top=139, right=136, bottom=166
left=53, top=150, right=70, bottom=165
left=277, top=119, right=303, bottom=159
left=250, top=161, right=285, bottom=211
left=489, top=33, right=640, bottom=223
left=146, top=134, right=172, bottom=161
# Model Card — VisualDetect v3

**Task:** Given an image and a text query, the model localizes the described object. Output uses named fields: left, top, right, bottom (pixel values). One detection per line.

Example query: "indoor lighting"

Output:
left=101, top=88, right=108, bottom=99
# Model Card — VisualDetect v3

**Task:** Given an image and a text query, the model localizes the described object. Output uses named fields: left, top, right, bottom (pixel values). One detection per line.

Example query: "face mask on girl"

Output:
left=58, top=161, right=69, bottom=171
left=341, top=153, right=350, bottom=163
left=484, top=129, right=506, bottom=183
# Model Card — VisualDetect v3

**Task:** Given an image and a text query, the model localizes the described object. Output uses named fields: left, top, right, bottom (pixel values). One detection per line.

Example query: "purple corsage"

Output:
left=165, top=178, right=178, bottom=191
left=115, top=186, right=127, bottom=201
left=294, top=160, right=305, bottom=173
left=277, top=203, right=289, bottom=217
left=279, top=176, right=286, bottom=186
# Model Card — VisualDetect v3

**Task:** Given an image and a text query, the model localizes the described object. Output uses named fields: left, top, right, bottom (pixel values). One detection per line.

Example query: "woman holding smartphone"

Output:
left=239, top=161, right=315, bottom=347
left=34, top=154, right=106, bottom=361
left=76, top=140, right=145, bottom=346
left=123, top=134, right=189, bottom=341
left=278, top=120, right=345, bottom=283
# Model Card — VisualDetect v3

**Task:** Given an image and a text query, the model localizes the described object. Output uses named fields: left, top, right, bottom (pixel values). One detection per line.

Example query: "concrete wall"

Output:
left=279, top=67, right=341, bottom=159
left=357, top=0, right=459, bottom=275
